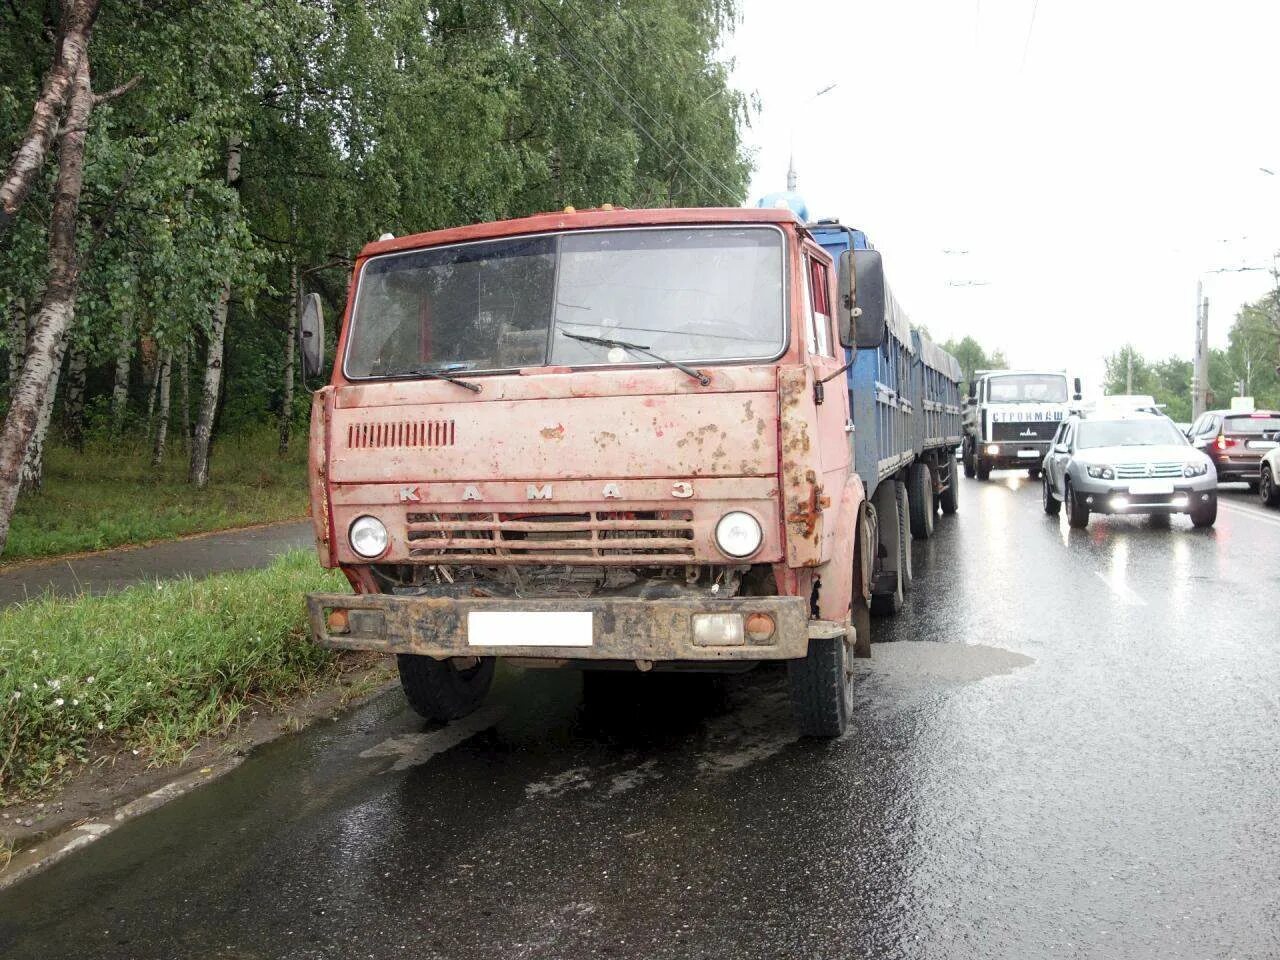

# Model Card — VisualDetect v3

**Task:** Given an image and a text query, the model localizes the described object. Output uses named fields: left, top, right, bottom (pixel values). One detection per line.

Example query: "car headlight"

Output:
left=1086, top=465, right=1115, bottom=480
left=1183, top=461, right=1209, bottom=477
left=714, top=511, right=763, bottom=558
left=349, top=515, right=389, bottom=558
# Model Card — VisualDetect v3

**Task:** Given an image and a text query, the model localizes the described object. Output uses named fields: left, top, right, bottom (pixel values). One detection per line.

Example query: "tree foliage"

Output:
left=0, top=0, right=753, bottom=442
left=939, top=335, right=1008, bottom=393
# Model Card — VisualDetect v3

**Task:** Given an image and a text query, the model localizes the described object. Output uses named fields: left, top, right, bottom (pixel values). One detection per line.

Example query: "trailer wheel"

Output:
left=789, top=629, right=855, bottom=737
left=939, top=458, right=959, bottom=515
left=908, top=462, right=935, bottom=539
left=895, top=481, right=914, bottom=590
left=962, top=439, right=976, bottom=478
left=397, top=654, right=495, bottom=722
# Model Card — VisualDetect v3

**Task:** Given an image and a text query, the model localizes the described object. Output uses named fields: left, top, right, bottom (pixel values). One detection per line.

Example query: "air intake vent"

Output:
left=347, top=420, right=455, bottom=449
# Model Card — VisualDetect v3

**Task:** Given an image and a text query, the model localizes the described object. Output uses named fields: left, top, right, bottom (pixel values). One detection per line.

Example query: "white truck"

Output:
left=962, top=369, right=1081, bottom=480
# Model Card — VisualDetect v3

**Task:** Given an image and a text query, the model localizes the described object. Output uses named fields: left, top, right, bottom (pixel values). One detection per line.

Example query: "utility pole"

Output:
left=1192, top=281, right=1209, bottom=419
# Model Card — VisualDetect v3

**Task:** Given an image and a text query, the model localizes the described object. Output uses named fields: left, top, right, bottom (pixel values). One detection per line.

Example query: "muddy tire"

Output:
left=1042, top=474, right=1061, bottom=515
left=397, top=654, right=495, bottom=722
left=1262, top=465, right=1280, bottom=507
left=1065, top=479, right=1089, bottom=529
left=939, top=458, right=959, bottom=515
left=789, top=630, right=854, bottom=738
left=1191, top=491, right=1218, bottom=528
left=908, top=462, right=935, bottom=539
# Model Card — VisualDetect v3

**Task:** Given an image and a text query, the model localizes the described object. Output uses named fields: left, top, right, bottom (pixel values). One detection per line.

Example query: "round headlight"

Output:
left=715, top=511, right=763, bottom=559
left=349, top=515, right=389, bottom=558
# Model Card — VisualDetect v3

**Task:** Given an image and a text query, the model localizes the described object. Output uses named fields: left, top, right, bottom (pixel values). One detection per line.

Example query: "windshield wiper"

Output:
left=409, top=365, right=481, bottom=392
left=558, top=330, right=710, bottom=386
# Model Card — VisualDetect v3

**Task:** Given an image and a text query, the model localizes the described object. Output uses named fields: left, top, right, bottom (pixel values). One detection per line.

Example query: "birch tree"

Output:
left=0, top=54, right=93, bottom=551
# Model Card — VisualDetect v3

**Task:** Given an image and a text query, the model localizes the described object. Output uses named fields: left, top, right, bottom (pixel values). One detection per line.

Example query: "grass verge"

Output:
left=3, top=428, right=307, bottom=564
left=0, top=551, right=346, bottom=805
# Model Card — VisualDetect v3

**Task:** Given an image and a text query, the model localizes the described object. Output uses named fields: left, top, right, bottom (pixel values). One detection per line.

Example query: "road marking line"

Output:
left=1218, top=500, right=1280, bottom=528
left=360, top=703, right=506, bottom=773
left=1093, top=570, right=1146, bottom=606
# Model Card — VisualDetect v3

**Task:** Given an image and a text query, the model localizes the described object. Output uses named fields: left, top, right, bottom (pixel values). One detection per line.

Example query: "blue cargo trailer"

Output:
left=806, top=218, right=962, bottom=615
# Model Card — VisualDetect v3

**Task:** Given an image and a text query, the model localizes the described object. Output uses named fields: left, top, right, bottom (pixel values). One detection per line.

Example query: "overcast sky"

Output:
left=725, top=0, right=1280, bottom=389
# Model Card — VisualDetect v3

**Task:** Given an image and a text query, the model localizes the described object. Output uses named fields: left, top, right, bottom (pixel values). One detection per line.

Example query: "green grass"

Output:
left=0, top=551, right=346, bottom=804
left=3, top=428, right=308, bottom=563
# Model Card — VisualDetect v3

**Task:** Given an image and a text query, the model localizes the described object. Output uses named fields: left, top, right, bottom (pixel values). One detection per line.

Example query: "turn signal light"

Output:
left=744, top=613, right=776, bottom=643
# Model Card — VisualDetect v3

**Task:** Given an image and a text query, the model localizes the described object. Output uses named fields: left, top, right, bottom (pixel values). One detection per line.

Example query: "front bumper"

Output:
left=1071, top=475, right=1216, bottom=513
left=978, top=441, right=1050, bottom=469
left=306, top=592, right=816, bottom=662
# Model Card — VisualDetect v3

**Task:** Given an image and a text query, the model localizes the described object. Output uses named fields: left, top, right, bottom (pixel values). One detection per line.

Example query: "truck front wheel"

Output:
left=963, top=439, right=976, bottom=478
left=789, top=629, right=855, bottom=737
left=397, top=654, right=495, bottom=722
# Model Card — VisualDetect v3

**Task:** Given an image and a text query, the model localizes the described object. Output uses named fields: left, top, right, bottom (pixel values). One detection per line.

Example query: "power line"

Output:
left=1019, top=0, right=1040, bottom=72
left=524, top=0, right=740, bottom=201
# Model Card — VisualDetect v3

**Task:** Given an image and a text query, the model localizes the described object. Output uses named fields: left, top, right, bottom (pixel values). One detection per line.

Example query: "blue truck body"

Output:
left=807, top=220, right=962, bottom=501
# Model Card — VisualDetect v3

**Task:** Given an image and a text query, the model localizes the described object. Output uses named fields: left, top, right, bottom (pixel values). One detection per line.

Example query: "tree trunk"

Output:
left=63, top=337, right=87, bottom=449
left=7, top=298, right=28, bottom=394
left=0, top=0, right=99, bottom=235
left=179, top=342, right=190, bottom=450
left=151, top=349, right=171, bottom=466
left=20, top=331, right=68, bottom=494
left=110, top=316, right=132, bottom=432
left=0, top=54, right=93, bottom=552
left=144, top=350, right=159, bottom=435
left=188, top=136, right=240, bottom=488
left=279, top=257, right=297, bottom=455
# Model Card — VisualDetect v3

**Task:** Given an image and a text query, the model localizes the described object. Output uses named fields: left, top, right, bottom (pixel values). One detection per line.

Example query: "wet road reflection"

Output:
left=2, top=475, right=1278, bottom=959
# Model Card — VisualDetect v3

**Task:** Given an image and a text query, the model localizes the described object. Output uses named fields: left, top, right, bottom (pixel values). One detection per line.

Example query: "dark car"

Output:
left=1186, top=409, right=1280, bottom=487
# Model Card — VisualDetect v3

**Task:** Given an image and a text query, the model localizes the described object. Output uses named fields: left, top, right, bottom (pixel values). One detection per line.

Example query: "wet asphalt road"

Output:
left=2, top=478, right=1279, bottom=960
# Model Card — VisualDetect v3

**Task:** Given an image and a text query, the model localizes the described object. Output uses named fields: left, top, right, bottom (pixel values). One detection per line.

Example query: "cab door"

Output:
left=801, top=244, right=853, bottom=562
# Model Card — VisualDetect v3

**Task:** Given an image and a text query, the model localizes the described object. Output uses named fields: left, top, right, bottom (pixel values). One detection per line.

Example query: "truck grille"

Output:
left=991, top=420, right=1057, bottom=442
left=1115, top=461, right=1184, bottom=479
left=405, top=510, right=696, bottom=564
left=347, top=420, right=455, bottom=449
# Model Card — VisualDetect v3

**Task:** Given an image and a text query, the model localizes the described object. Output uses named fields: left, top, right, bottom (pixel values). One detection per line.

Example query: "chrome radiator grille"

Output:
left=1115, top=461, right=1183, bottom=479
left=404, top=510, right=696, bottom=564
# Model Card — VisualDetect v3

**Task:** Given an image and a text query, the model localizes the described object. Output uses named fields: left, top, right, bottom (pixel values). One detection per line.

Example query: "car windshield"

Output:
left=1076, top=419, right=1187, bottom=448
left=1223, top=414, right=1280, bottom=435
left=987, top=374, right=1068, bottom=403
left=344, top=227, right=785, bottom=378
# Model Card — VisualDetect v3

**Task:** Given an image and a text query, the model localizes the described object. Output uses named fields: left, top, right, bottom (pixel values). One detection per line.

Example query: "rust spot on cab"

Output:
left=540, top=424, right=565, bottom=440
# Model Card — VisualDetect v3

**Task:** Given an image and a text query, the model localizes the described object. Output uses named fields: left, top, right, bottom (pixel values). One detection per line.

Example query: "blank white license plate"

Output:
left=467, top=611, right=593, bottom=647
left=1248, top=440, right=1277, bottom=449
left=1128, top=479, right=1175, bottom=495
left=1016, top=449, right=1040, bottom=458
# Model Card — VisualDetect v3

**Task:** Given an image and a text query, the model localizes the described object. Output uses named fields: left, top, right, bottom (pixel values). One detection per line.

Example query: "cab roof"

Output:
left=359, top=207, right=800, bottom=259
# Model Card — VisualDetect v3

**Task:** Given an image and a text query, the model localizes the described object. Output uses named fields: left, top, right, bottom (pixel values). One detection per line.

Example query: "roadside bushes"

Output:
left=0, top=551, right=344, bottom=803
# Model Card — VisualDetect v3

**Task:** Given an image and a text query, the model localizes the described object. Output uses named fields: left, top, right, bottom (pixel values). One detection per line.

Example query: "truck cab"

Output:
left=302, top=207, right=887, bottom=736
left=963, top=369, right=1080, bottom=480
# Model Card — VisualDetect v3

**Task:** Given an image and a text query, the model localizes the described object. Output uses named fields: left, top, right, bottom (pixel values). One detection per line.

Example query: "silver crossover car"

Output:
left=1041, top=414, right=1218, bottom=528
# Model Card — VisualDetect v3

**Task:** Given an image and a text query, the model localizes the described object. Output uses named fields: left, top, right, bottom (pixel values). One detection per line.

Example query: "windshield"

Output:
left=344, top=227, right=785, bottom=379
left=1076, top=419, right=1187, bottom=449
left=987, top=374, right=1069, bottom=403
left=1223, top=414, right=1280, bottom=435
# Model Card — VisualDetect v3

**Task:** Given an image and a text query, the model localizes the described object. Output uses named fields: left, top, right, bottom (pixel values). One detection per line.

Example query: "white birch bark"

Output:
left=188, top=135, right=241, bottom=488
left=0, top=55, right=93, bottom=552
left=151, top=349, right=171, bottom=466
left=110, top=315, right=132, bottom=431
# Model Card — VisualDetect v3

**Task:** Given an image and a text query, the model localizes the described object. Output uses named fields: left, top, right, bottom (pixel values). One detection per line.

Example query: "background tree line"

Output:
left=0, top=0, right=752, bottom=553
left=1103, top=288, right=1280, bottom=422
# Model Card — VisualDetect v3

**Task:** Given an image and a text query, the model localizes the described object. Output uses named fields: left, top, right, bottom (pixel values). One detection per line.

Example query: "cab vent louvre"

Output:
left=347, top=420, right=455, bottom=449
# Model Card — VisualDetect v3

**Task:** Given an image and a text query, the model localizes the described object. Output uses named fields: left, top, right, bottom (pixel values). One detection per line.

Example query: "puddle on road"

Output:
left=859, top=641, right=1033, bottom=704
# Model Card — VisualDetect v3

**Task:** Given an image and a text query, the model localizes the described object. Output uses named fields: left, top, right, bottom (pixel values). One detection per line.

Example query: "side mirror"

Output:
left=299, top=293, right=326, bottom=379
left=968, top=379, right=977, bottom=400
left=1072, top=376, right=1082, bottom=401
left=1054, top=443, right=1069, bottom=454
left=836, top=251, right=854, bottom=349
left=848, top=249, right=887, bottom=349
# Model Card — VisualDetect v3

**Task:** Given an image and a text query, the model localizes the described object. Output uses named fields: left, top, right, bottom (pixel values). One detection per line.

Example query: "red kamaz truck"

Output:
left=302, top=206, right=888, bottom=736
